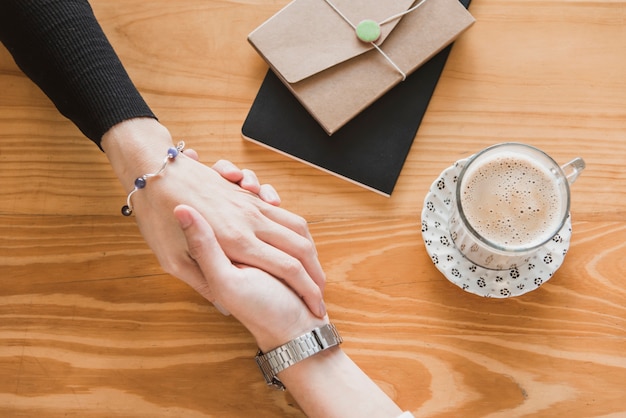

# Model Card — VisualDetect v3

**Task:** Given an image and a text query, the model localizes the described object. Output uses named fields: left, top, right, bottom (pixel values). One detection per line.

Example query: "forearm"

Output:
left=278, top=347, right=405, bottom=418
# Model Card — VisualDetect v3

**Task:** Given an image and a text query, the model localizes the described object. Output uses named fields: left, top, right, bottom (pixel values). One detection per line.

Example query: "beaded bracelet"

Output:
left=121, top=141, right=185, bottom=216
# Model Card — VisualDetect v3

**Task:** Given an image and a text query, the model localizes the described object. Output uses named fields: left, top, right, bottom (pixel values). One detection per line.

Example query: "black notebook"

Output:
left=242, top=0, right=471, bottom=197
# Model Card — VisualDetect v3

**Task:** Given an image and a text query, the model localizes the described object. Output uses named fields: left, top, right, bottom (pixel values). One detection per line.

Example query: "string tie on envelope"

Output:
left=322, top=0, right=429, bottom=81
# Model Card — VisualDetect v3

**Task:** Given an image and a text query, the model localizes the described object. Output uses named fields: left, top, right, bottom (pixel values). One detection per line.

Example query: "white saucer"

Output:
left=420, top=159, right=572, bottom=298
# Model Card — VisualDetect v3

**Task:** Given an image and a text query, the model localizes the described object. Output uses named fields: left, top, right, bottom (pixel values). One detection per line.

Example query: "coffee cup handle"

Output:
left=561, top=157, right=586, bottom=184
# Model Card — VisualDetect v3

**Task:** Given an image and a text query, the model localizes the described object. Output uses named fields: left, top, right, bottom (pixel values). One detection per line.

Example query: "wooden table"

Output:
left=1, top=0, right=625, bottom=416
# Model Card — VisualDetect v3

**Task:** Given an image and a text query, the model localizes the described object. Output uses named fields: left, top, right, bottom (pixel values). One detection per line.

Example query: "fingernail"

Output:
left=318, top=300, right=327, bottom=318
left=260, top=187, right=280, bottom=204
left=175, top=207, right=193, bottom=229
left=270, top=190, right=281, bottom=204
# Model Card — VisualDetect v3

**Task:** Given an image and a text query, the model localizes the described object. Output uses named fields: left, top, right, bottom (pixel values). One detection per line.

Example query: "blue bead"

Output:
left=134, top=177, right=147, bottom=189
left=121, top=205, right=132, bottom=216
left=167, top=147, right=179, bottom=159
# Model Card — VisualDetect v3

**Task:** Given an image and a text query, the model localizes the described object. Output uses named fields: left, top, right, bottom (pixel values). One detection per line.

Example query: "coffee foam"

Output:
left=460, top=153, right=564, bottom=250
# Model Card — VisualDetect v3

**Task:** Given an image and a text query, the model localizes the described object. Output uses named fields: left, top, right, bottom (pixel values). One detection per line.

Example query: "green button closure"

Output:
left=355, top=19, right=381, bottom=43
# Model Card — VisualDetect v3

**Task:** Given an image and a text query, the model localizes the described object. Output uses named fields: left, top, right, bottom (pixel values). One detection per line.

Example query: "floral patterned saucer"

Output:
left=420, top=159, right=572, bottom=298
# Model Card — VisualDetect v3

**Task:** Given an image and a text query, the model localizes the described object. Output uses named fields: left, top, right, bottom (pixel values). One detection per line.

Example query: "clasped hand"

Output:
left=174, top=203, right=327, bottom=352
left=102, top=119, right=326, bottom=318
left=135, top=152, right=327, bottom=318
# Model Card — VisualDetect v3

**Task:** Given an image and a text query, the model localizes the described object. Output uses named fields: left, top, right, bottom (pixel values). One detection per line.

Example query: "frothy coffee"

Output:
left=459, top=153, right=564, bottom=250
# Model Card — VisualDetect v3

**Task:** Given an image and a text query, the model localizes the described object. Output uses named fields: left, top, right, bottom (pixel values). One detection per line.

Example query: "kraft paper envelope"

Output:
left=248, top=0, right=475, bottom=134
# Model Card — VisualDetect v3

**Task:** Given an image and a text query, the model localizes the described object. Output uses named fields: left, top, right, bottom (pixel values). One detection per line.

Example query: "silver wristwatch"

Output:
left=255, top=323, right=343, bottom=390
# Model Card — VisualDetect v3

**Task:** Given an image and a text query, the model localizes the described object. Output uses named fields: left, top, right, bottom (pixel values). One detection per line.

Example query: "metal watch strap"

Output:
left=255, top=323, right=343, bottom=390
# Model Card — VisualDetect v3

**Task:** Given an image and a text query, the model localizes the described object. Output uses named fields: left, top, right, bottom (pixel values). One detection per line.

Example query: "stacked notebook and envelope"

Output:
left=242, top=0, right=474, bottom=196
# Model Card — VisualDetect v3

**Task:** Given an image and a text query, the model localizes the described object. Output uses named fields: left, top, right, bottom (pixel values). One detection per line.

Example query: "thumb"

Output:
left=174, top=204, right=232, bottom=315
left=174, top=204, right=222, bottom=262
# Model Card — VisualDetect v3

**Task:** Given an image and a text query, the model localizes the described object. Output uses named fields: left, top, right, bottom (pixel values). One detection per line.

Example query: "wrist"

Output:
left=255, top=323, right=342, bottom=390
left=101, top=118, right=175, bottom=192
left=276, top=343, right=345, bottom=384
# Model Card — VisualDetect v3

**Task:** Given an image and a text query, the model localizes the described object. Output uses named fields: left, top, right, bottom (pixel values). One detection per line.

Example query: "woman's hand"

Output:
left=174, top=204, right=326, bottom=351
left=102, top=118, right=326, bottom=318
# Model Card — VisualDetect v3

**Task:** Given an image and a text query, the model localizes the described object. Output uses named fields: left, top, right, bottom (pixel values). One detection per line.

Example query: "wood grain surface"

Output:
left=1, top=0, right=625, bottom=416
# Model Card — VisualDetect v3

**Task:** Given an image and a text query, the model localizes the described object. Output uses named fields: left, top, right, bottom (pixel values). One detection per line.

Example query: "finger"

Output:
left=259, top=184, right=281, bottom=206
left=238, top=238, right=326, bottom=318
left=171, top=257, right=231, bottom=315
left=255, top=222, right=326, bottom=291
left=212, top=160, right=279, bottom=205
left=259, top=203, right=316, bottom=241
left=184, top=148, right=200, bottom=161
left=259, top=204, right=320, bottom=257
left=240, top=169, right=262, bottom=195
left=212, top=159, right=244, bottom=183
left=174, top=204, right=237, bottom=304
left=255, top=205, right=326, bottom=291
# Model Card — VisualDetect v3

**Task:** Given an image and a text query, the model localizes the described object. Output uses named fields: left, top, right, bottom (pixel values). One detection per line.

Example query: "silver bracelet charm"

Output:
left=121, top=141, right=185, bottom=216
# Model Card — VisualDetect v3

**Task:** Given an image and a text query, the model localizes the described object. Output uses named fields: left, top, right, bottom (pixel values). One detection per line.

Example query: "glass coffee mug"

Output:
left=448, top=143, right=585, bottom=270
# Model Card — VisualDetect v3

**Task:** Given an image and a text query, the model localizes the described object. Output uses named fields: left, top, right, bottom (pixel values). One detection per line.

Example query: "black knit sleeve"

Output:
left=0, top=0, right=156, bottom=149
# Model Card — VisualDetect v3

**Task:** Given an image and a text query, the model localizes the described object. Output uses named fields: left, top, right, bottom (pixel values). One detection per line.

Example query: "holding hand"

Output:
left=102, top=119, right=326, bottom=318
left=173, top=204, right=326, bottom=351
